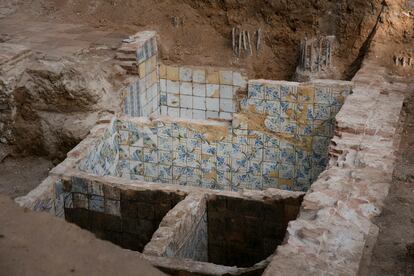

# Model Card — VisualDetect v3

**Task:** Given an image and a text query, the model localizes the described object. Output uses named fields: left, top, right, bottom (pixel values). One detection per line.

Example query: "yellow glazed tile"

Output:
left=206, top=69, right=219, bottom=84
left=159, top=63, right=167, bottom=78
left=150, top=55, right=157, bottom=65
left=219, top=70, right=233, bottom=85
left=166, top=66, right=179, bottom=81
left=279, top=178, right=294, bottom=187
left=139, top=62, right=146, bottom=78
left=298, top=85, right=315, bottom=103
left=150, top=70, right=157, bottom=86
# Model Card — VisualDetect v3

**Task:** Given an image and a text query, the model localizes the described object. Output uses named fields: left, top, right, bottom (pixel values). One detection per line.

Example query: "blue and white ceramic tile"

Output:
left=159, top=165, right=173, bottom=180
left=201, top=142, right=216, bottom=155
left=264, top=116, right=282, bottom=133
left=312, top=152, right=329, bottom=168
left=130, top=161, right=144, bottom=175
left=89, top=195, right=105, bottom=212
left=279, top=164, right=295, bottom=179
left=217, top=142, right=232, bottom=156
left=119, top=145, right=130, bottom=160
left=144, top=162, right=159, bottom=178
left=280, top=102, right=297, bottom=119
left=280, top=85, right=297, bottom=102
left=159, top=150, right=173, bottom=165
left=298, top=124, right=314, bottom=136
left=264, top=147, right=279, bottom=162
left=248, top=160, right=262, bottom=176
left=248, top=130, right=265, bottom=148
left=248, top=82, right=264, bottom=99
left=315, top=87, right=331, bottom=104
left=143, top=148, right=158, bottom=163
left=158, top=136, right=173, bottom=151
left=79, top=78, right=353, bottom=192
left=265, top=100, right=281, bottom=116
left=280, top=146, right=296, bottom=165
left=313, top=104, right=331, bottom=120
left=264, top=84, right=280, bottom=101
left=296, top=149, right=312, bottom=167
left=280, top=119, right=297, bottom=135
left=296, top=165, right=311, bottom=181
left=262, top=162, right=278, bottom=178
left=130, top=147, right=143, bottom=161
left=249, top=176, right=263, bottom=190
left=263, top=176, right=279, bottom=189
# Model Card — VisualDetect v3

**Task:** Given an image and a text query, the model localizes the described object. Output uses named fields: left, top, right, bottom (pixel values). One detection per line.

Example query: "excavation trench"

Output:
left=22, top=31, right=353, bottom=275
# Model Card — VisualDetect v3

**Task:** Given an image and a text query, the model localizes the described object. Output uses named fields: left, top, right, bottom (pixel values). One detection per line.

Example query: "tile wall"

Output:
left=159, top=65, right=247, bottom=120
left=79, top=78, right=352, bottom=192
left=123, top=32, right=160, bottom=117
left=99, top=30, right=353, bottom=192
left=238, top=79, right=352, bottom=190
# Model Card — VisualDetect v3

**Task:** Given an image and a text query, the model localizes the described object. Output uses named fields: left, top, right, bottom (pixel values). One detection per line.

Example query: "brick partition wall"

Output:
left=56, top=176, right=186, bottom=252
left=143, top=193, right=208, bottom=262
left=143, top=191, right=303, bottom=268
left=207, top=193, right=302, bottom=267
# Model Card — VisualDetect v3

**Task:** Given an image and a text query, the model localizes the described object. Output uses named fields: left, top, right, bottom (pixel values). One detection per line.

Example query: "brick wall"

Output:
left=56, top=177, right=186, bottom=252
left=144, top=193, right=208, bottom=262
left=207, top=194, right=302, bottom=267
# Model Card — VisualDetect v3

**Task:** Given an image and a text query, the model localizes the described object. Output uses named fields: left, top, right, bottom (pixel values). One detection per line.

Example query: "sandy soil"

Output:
left=366, top=86, right=414, bottom=275
left=0, top=195, right=164, bottom=276
left=0, top=0, right=388, bottom=80
left=0, top=156, right=53, bottom=199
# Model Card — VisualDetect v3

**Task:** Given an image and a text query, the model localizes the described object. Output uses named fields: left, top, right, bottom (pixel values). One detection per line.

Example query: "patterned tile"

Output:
left=82, top=72, right=353, bottom=192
